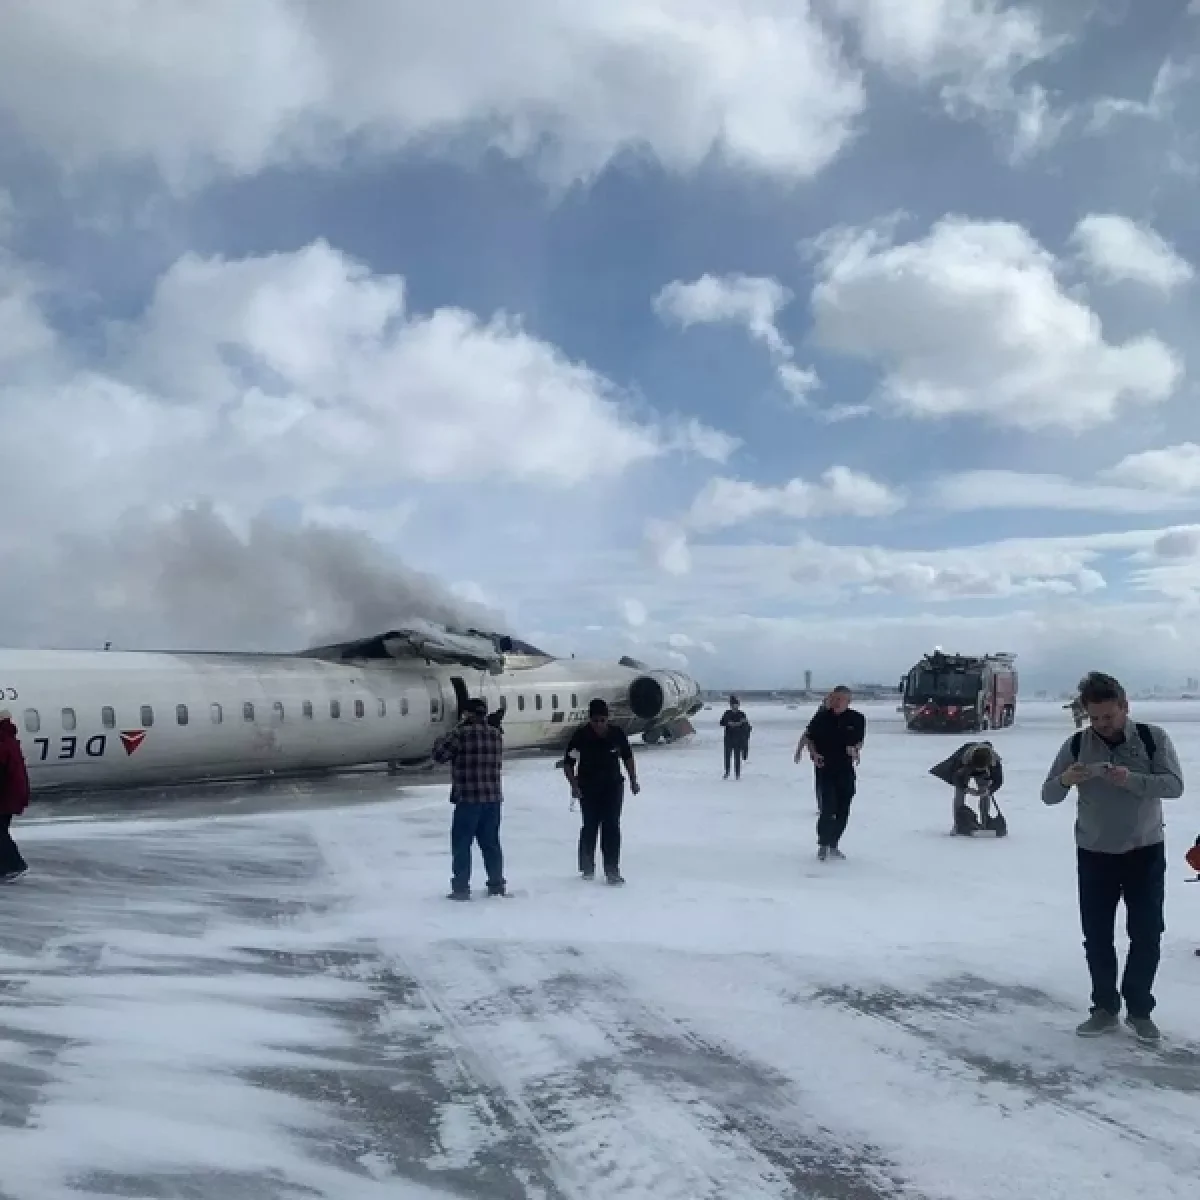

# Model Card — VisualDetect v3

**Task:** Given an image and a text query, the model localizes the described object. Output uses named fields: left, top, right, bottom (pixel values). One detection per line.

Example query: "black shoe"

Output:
left=486, top=884, right=507, bottom=897
left=446, top=890, right=470, bottom=902
left=605, top=872, right=625, bottom=886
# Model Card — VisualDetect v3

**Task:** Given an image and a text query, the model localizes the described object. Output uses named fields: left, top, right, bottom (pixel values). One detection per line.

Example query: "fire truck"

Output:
left=900, top=650, right=1018, bottom=733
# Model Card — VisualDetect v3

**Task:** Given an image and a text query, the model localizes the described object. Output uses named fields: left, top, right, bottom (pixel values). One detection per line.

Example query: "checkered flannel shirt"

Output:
left=432, top=720, right=504, bottom=804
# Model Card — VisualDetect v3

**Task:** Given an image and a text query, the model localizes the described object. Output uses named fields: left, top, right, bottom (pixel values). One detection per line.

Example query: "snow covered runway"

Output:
left=2, top=701, right=1199, bottom=1198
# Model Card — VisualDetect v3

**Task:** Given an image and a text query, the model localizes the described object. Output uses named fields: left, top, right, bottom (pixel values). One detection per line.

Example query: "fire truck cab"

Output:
left=901, top=651, right=1018, bottom=733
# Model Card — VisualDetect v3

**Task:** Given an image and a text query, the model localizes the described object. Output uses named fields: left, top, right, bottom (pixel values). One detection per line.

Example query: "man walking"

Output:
left=1042, top=671, right=1183, bottom=1042
left=433, top=697, right=507, bottom=900
left=0, top=710, right=30, bottom=881
left=795, top=686, right=865, bottom=861
left=564, top=698, right=640, bottom=885
left=719, top=695, right=750, bottom=780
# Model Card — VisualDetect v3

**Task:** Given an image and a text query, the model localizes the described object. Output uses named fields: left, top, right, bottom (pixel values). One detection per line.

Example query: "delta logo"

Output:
left=119, top=730, right=147, bottom=756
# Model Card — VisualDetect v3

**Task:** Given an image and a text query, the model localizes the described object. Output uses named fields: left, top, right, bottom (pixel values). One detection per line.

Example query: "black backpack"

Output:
left=1070, top=724, right=1156, bottom=761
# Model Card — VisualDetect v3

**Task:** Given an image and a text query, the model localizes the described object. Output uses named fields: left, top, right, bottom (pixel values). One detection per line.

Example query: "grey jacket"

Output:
left=1041, top=720, right=1184, bottom=854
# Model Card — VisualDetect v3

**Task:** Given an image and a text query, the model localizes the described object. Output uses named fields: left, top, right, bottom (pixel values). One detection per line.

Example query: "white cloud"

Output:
left=777, top=363, right=821, bottom=405
left=1070, top=214, right=1194, bottom=292
left=832, top=0, right=1066, bottom=157
left=0, top=0, right=865, bottom=190
left=928, top=470, right=1200, bottom=515
left=644, top=519, right=692, bottom=577
left=809, top=215, right=1183, bottom=431
left=653, top=273, right=793, bottom=357
left=0, top=239, right=737, bottom=553
left=686, top=468, right=905, bottom=532
left=620, top=597, right=648, bottom=627
left=1106, top=443, right=1200, bottom=491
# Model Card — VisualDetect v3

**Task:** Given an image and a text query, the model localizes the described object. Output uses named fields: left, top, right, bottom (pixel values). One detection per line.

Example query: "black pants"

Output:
left=723, top=740, right=743, bottom=777
left=0, top=815, right=26, bottom=875
left=816, top=769, right=855, bottom=849
left=579, top=784, right=624, bottom=875
left=1077, top=842, right=1165, bottom=1019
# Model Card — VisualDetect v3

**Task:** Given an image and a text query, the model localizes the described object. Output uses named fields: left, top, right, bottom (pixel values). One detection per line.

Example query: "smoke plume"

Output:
left=2, top=503, right=507, bottom=652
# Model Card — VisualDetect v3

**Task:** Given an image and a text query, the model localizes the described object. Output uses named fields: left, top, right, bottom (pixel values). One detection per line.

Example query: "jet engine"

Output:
left=627, top=669, right=702, bottom=741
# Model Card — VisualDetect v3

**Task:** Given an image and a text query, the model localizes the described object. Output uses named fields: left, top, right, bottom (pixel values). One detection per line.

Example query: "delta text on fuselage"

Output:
left=0, top=624, right=702, bottom=795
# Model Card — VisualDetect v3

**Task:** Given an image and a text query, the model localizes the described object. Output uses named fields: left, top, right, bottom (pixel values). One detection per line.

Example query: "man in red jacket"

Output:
left=0, top=710, right=30, bottom=880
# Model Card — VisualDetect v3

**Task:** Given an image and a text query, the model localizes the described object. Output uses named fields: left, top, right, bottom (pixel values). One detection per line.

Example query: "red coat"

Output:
left=0, top=719, right=30, bottom=815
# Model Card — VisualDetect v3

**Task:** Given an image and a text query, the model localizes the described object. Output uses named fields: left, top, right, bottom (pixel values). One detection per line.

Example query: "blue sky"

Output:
left=0, top=1, right=1199, bottom=690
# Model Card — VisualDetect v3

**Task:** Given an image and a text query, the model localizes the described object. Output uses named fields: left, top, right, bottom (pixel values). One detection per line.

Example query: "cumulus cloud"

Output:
left=1070, top=214, right=1194, bottom=292
left=0, top=0, right=865, bottom=189
left=653, top=273, right=793, bottom=356
left=831, top=0, right=1067, bottom=158
left=1104, top=443, right=1200, bottom=491
left=644, top=519, right=692, bottom=577
left=809, top=216, right=1183, bottom=431
left=686, top=468, right=905, bottom=532
left=620, top=598, right=648, bottom=627
left=653, top=272, right=828, bottom=416
left=0, top=238, right=739, bottom=552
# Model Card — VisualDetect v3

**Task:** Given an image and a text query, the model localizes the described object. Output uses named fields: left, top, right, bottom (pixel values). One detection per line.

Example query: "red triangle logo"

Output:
left=119, top=730, right=147, bottom=756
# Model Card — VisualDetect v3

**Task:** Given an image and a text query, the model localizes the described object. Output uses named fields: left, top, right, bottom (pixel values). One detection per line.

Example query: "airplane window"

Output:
left=498, top=695, right=507, bottom=712
left=552, top=694, right=559, bottom=710
left=62, top=707, right=76, bottom=731
left=354, top=698, right=365, bottom=719
left=571, top=693, right=578, bottom=709
left=243, top=702, right=254, bottom=722
left=211, top=703, right=223, bottom=724
left=23, top=709, right=39, bottom=733
left=401, top=697, right=409, bottom=716
left=102, top=706, right=115, bottom=729
left=273, top=701, right=285, bottom=723
left=141, top=705, right=154, bottom=727
left=302, top=700, right=313, bottom=719
left=535, top=695, right=543, bottom=710
left=176, top=704, right=188, bottom=726
left=377, top=698, right=386, bottom=717
left=430, top=697, right=439, bottom=717
left=331, top=699, right=341, bottom=718
left=518, top=695, right=525, bottom=711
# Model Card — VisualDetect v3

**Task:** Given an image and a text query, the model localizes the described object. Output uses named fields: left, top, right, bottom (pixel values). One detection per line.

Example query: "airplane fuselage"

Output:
left=0, top=646, right=700, bottom=794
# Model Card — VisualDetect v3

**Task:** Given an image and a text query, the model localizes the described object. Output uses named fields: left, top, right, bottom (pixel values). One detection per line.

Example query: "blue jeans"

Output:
left=450, top=802, right=505, bottom=895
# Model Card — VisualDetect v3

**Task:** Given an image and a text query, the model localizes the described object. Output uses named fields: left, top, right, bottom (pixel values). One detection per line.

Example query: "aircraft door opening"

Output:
left=449, top=676, right=469, bottom=722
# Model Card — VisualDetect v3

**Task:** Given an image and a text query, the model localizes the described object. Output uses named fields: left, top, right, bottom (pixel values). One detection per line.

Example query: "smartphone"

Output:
left=1084, top=762, right=1112, bottom=778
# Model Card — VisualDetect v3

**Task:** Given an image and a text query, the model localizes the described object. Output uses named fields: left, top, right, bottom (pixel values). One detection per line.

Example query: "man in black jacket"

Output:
left=719, top=695, right=751, bottom=779
left=563, top=698, right=641, bottom=885
left=795, top=686, right=865, bottom=861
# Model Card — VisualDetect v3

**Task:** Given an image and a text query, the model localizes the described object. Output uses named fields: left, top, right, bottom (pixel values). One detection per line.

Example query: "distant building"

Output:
left=804, top=670, right=812, bottom=692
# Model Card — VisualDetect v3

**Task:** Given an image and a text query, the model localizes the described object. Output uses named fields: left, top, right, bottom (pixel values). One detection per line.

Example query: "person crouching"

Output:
left=929, top=741, right=1005, bottom=836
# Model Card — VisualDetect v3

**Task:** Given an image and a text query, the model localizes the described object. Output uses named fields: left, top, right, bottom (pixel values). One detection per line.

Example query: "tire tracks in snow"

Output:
left=376, top=939, right=919, bottom=1200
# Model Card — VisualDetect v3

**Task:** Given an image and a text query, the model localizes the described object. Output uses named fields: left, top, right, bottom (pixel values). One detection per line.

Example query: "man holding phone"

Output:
left=1042, top=672, right=1184, bottom=1042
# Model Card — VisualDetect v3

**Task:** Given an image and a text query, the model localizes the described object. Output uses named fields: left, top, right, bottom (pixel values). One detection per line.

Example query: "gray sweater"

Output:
left=1041, top=720, right=1184, bottom=854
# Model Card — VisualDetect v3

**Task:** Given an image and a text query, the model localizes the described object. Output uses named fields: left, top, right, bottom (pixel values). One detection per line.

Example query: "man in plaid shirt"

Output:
left=433, top=697, right=507, bottom=899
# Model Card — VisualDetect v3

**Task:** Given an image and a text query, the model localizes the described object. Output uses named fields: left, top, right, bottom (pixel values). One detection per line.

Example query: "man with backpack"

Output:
left=1042, top=672, right=1184, bottom=1042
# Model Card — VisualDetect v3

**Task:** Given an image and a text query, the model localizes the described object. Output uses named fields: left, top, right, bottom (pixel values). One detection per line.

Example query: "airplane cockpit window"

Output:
left=140, top=705, right=154, bottom=727
left=273, top=701, right=285, bottom=722
left=62, top=707, right=76, bottom=731
left=302, top=700, right=313, bottom=719
left=102, top=706, right=115, bottom=729
left=23, top=709, right=39, bottom=733
left=331, top=699, right=341, bottom=718
left=211, top=704, right=223, bottom=724
left=535, top=695, right=543, bottom=710
left=377, top=698, right=386, bottom=717
left=176, top=704, right=188, bottom=725
left=354, top=698, right=365, bottom=718
left=243, top=702, right=255, bottom=722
